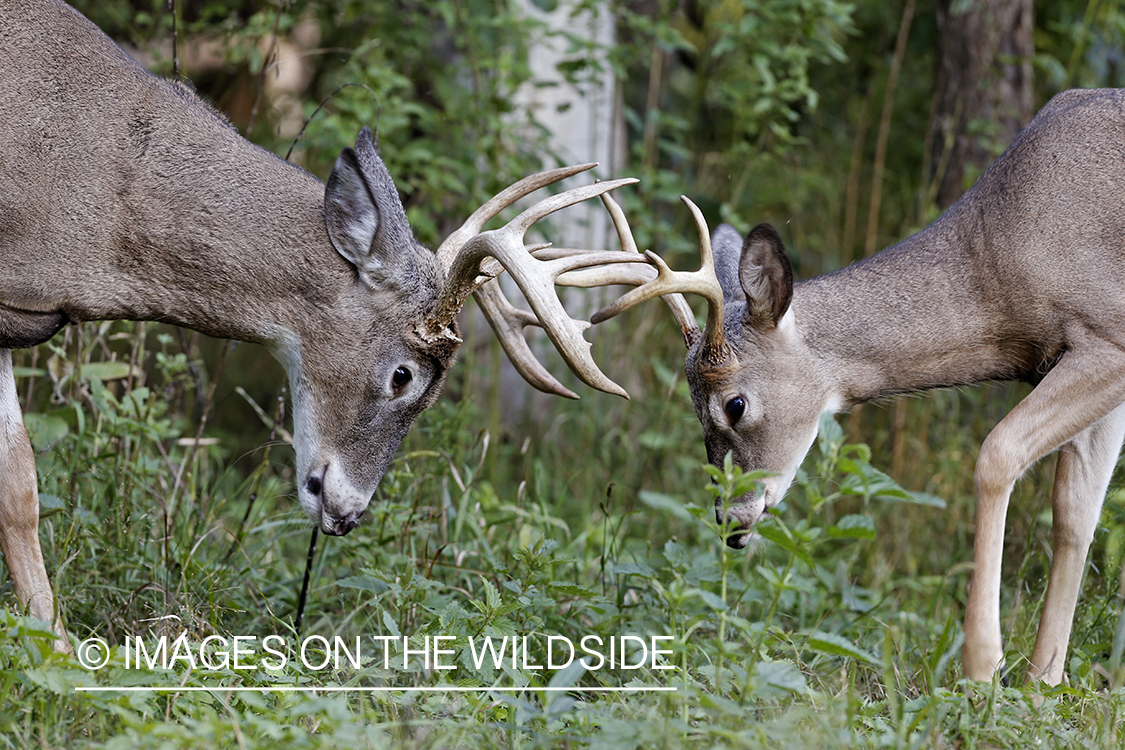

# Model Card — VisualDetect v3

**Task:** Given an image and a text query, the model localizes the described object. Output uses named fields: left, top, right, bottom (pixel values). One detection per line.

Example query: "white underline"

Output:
left=74, top=685, right=677, bottom=693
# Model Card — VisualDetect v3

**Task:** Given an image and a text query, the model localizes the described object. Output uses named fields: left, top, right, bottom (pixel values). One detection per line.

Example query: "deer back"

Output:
left=0, top=0, right=458, bottom=535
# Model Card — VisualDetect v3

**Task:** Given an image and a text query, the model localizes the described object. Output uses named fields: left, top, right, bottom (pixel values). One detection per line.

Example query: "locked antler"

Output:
left=418, top=165, right=651, bottom=398
left=568, top=194, right=728, bottom=361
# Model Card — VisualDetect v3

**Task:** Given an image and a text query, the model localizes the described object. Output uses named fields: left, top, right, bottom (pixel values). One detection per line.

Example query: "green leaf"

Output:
left=755, top=521, right=816, bottom=568
left=754, top=660, right=808, bottom=694
left=38, top=494, right=66, bottom=517
left=381, top=610, right=401, bottom=639
left=805, top=631, right=879, bottom=666
left=817, top=411, right=843, bottom=455
left=827, top=514, right=876, bottom=540
left=606, top=562, right=656, bottom=580
left=638, top=490, right=695, bottom=522
left=23, top=413, right=69, bottom=452
left=904, top=491, right=948, bottom=508
left=693, top=588, right=728, bottom=612
left=78, top=361, right=136, bottom=381
left=336, top=575, right=389, bottom=595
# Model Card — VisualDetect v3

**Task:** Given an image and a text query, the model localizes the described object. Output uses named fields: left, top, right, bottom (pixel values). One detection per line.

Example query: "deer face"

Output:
left=271, top=128, right=460, bottom=536
left=273, top=129, right=642, bottom=536
left=685, top=224, right=835, bottom=549
left=281, top=300, right=458, bottom=537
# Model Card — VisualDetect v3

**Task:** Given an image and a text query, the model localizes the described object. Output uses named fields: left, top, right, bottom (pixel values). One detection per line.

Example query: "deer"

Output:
left=0, top=0, right=652, bottom=651
left=588, top=87, right=1125, bottom=686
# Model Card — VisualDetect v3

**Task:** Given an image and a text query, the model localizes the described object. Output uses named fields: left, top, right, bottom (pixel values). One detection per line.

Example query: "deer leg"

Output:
left=1026, top=403, right=1125, bottom=684
left=0, top=348, right=69, bottom=652
left=963, top=347, right=1125, bottom=682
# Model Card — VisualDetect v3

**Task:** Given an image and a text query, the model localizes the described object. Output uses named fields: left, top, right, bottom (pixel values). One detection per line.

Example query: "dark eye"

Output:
left=724, top=396, right=745, bottom=425
left=391, top=366, right=412, bottom=392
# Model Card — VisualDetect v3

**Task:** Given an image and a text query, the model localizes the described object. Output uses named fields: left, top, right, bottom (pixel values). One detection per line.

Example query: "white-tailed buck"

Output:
left=593, top=88, right=1125, bottom=686
left=0, top=0, right=649, bottom=649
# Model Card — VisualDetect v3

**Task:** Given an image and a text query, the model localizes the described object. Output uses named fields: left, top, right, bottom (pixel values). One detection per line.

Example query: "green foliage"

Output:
left=4, top=343, right=1125, bottom=746
left=605, top=0, right=857, bottom=263
left=5, top=1, right=1125, bottom=748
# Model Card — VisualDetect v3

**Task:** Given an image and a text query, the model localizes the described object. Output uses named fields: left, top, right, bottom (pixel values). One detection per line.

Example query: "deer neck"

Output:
left=107, top=128, right=354, bottom=345
left=0, top=5, right=359, bottom=349
left=794, top=211, right=1060, bottom=406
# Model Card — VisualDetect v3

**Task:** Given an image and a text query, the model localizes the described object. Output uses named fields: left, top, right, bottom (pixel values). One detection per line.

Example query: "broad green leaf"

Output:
left=336, top=575, right=389, bottom=594
left=817, top=412, right=844, bottom=455
left=754, top=659, right=808, bottom=694
left=78, top=361, right=136, bottom=381
left=806, top=630, right=879, bottom=666
left=828, top=514, right=876, bottom=540
left=755, top=522, right=816, bottom=568
left=606, top=562, right=656, bottom=579
left=638, top=490, right=694, bottom=522
left=23, top=413, right=69, bottom=451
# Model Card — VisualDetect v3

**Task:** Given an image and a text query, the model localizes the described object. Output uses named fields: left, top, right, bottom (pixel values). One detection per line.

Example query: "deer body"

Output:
left=597, top=87, right=1125, bottom=685
left=695, top=88, right=1125, bottom=686
left=1, top=0, right=642, bottom=650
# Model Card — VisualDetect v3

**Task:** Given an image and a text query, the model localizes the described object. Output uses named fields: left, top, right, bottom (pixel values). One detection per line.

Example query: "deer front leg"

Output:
left=963, top=347, right=1125, bottom=683
left=1026, top=403, right=1125, bottom=684
left=0, top=349, right=69, bottom=652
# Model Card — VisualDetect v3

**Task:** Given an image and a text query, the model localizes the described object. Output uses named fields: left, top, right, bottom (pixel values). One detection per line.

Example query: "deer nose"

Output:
left=714, top=497, right=757, bottom=549
left=724, top=529, right=752, bottom=549
left=323, top=511, right=361, bottom=536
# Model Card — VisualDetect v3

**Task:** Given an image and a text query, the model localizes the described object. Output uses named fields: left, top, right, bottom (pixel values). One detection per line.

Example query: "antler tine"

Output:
left=422, top=176, right=649, bottom=399
left=589, top=196, right=726, bottom=356
left=682, top=196, right=727, bottom=357
left=435, top=162, right=597, bottom=278
left=556, top=191, right=701, bottom=344
left=473, top=280, right=579, bottom=400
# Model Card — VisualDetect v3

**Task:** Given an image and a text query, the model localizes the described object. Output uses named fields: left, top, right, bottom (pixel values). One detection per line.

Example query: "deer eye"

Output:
left=724, top=396, right=745, bottom=425
left=391, top=366, right=412, bottom=393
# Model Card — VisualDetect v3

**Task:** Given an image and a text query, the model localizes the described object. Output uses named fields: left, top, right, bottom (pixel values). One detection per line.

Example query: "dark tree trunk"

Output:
left=932, top=0, right=1034, bottom=208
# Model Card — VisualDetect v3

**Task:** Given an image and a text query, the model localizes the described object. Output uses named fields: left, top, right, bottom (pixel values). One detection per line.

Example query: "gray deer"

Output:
left=0, top=0, right=649, bottom=649
left=593, top=88, right=1125, bottom=686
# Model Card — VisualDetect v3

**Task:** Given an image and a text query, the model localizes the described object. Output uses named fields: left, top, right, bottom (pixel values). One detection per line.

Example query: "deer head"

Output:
left=587, top=197, right=836, bottom=548
left=288, top=128, right=646, bottom=535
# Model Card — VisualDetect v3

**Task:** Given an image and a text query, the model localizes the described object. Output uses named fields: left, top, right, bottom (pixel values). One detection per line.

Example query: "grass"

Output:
left=2, top=319, right=1125, bottom=749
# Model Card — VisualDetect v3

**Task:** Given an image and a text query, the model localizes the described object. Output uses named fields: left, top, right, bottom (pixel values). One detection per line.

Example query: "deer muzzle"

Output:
left=302, top=462, right=370, bottom=536
left=715, top=489, right=767, bottom=550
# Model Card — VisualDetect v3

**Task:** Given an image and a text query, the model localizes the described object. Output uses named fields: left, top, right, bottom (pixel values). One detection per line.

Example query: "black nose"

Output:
left=306, top=475, right=322, bottom=496
left=715, top=505, right=752, bottom=549
left=325, top=512, right=360, bottom=536
left=725, top=532, right=751, bottom=550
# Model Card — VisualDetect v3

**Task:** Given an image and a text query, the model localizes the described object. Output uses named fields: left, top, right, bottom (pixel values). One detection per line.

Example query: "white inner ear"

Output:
left=342, top=210, right=379, bottom=264
left=776, top=306, right=797, bottom=338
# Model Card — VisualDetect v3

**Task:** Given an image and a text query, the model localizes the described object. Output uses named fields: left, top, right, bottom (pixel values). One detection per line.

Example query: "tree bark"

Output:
left=932, top=0, right=1034, bottom=208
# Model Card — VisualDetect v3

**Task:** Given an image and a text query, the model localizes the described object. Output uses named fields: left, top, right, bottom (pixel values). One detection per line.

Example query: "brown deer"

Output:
left=0, top=0, right=649, bottom=649
left=591, top=88, right=1125, bottom=686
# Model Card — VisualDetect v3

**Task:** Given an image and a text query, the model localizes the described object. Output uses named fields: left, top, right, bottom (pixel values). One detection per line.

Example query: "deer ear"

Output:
left=711, top=224, right=745, bottom=304
left=324, top=127, right=420, bottom=290
left=739, top=223, right=793, bottom=327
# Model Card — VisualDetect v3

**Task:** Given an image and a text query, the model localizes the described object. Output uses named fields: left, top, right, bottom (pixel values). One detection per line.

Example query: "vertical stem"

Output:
left=843, top=83, right=874, bottom=261
left=167, top=0, right=179, bottom=78
left=641, top=34, right=666, bottom=174
left=864, top=0, right=916, bottom=257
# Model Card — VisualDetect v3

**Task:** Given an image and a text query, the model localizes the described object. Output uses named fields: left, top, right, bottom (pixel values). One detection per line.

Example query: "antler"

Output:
left=553, top=191, right=700, bottom=348
left=586, top=196, right=727, bottom=361
left=418, top=167, right=650, bottom=398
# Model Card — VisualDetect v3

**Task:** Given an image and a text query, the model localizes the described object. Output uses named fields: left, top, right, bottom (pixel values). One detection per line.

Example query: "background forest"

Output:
left=4, top=0, right=1125, bottom=747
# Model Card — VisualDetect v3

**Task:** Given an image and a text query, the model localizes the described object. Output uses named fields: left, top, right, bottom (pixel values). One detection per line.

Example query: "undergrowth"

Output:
left=2, top=322, right=1125, bottom=749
